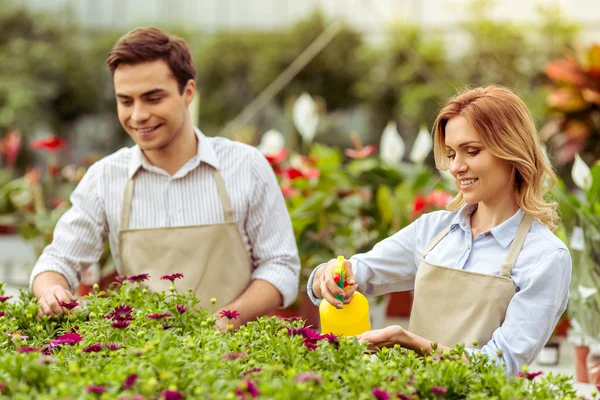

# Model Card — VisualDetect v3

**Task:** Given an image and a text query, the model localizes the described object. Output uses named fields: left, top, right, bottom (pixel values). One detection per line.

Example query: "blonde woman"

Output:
left=308, top=86, right=572, bottom=376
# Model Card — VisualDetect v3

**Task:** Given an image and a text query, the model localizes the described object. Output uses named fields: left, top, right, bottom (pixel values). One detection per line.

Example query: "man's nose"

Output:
left=131, top=103, right=150, bottom=122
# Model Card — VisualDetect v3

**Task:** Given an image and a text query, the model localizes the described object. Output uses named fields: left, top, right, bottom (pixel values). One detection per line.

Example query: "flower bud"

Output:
left=472, top=339, right=478, bottom=347
left=211, top=298, right=217, bottom=305
left=93, top=283, right=99, bottom=292
left=496, top=349, right=504, bottom=358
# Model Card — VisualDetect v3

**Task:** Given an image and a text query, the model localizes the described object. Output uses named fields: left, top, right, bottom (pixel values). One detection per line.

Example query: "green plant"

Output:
left=0, top=277, right=583, bottom=399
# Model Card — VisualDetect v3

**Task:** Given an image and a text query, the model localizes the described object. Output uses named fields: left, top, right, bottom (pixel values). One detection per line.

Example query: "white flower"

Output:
left=578, top=285, right=598, bottom=301
left=293, top=93, right=319, bottom=143
left=409, top=125, right=432, bottom=164
left=379, top=121, right=405, bottom=166
left=572, top=153, right=592, bottom=191
left=257, top=129, right=285, bottom=155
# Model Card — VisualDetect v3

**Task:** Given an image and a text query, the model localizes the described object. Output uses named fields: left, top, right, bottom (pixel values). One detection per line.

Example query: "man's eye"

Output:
left=120, top=101, right=132, bottom=106
left=148, top=97, right=161, bottom=102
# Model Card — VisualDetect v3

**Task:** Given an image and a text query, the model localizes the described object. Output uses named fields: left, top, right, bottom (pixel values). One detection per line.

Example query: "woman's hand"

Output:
left=356, top=325, right=406, bottom=350
left=314, top=258, right=358, bottom=309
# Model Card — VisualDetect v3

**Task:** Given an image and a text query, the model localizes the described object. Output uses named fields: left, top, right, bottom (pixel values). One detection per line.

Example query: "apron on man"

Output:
left=118, top=167, right=251, bottom=310
left=408, top=213, right=533, bottom=348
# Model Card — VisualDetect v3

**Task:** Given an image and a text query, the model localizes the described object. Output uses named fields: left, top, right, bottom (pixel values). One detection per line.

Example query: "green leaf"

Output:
left=376, top=185, right=393, bottom=225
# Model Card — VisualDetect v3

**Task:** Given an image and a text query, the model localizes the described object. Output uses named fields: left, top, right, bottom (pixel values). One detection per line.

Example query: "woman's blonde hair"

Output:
left=433, top=85, right=558, bottom=230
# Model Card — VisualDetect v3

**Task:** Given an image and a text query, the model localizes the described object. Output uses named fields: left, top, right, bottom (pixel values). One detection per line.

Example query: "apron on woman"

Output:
left=408, top=213, right=533, bottom=348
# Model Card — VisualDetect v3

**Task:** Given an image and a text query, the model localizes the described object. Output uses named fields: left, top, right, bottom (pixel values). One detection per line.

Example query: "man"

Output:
left=30, top=27, right=300, bottom=328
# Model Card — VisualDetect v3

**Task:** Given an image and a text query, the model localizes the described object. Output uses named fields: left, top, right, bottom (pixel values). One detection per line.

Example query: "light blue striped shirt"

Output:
left=308, top=204, right=571, bottom=376
left=30, top=128, right=300, bottom=307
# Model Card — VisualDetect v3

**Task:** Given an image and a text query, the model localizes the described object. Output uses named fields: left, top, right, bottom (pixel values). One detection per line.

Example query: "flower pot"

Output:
left=386, top=290, right=413, bottom=317
left=574, top=345, right=590, bottom=383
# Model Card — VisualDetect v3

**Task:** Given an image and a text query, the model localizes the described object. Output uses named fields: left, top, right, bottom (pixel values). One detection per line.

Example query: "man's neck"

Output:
left=143, top=126, right=198, bottom=176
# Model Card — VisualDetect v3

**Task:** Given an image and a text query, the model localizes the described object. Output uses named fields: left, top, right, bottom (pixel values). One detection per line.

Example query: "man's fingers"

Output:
left=45, top=295, right=66, bottom=315
left=39, top=299, right=56, bottom=317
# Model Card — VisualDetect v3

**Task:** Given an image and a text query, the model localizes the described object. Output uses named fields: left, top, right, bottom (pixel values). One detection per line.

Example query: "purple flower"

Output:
left=517, top=371, right=543, bottom=380
left=431, top=386, right=447, bottom=396
left=283, top=316, right=303, bottom=321
left=59, top=301, right=79, bottom=309
left=163, top=324, right=173, bottom=330
left=86, top=385, right=106, bottom=394
left=17, top=346, right=39, bottom=353
left=82, top=343, right=103, bottom=353
left=241, top=368, right=262, bottom=377
left=220, top=310, right=240, bottom=320
left=0, top=295, right=12, bottom=302
left=176, top=305, right=186, bottom=313
left=111, top=320, right=131, bottom=329
left=295, top=372, right=322, bottom=384
left=161, top=273, right=184, bottom=281
left=0, top=312, right=4, bottom=317
left=147, top=313, right=171, bottom=320
left=397, top=394, right=417, bottom=400
left=322, top=332, right=339, bottom=345
left=106, top=342, right=121, bottom=351
left=115, top=275, right=127, bottom=283
left=221, top=352, right=247, bottom=360
left=372, top=388, right=390, bottom=400
left=123, top=373, right=138, bottom=390
left=51, top=332, right=82, bottom=346
left=163, top=390, right=184, bottom=400
left=127, top=274, right=150, bottom=283
left=105, top=305, right=134, bottom=321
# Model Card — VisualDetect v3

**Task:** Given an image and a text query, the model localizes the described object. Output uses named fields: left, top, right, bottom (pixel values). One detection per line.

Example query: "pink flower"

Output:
left=518, top=371, right=543, bottom=380
left=372, top=388, right=390, bottom=400
left=322, top=333, right=339, bottom=346
left=123, top=374, right=138, bottom=390
left=0, top=312, right=4, bottom=317
left=2, top=128, right=22, bottom=168
left=86, top=385, right=106, bottom=394
left=105, top=305, right=134, bottom=321
left=0, top=296, right=12, bottom=302
left=295, top=372, right=322, bottom=384
left=236, top=380, right=259, bottom=399
left=147, top=313, right=171, bottom=320
left=397, top=394, right=418, bottom=400
left=106, top=343, right=121, bottom=351
left=51, top=332, right=82, bottom=346
left=82, top=343, right=103, bottom=353
left=220, top=310, right=240, bottom=320
left=127, top=274, right=150, bottom=283
left=265, top=149, right=288, bottom=165
left=425, top=190, right=453, bottom=209
left=176, top=305, right=186, bottom=313
left=241, top=368, right=262, bottom=377
left=17, top=346, right=39, bottom=353
left=111, top=320, right=131, bottom=329
left=163, top=390, right=184, bottom=400
left=345, top=145, right=377, bottom=159
left=161, top=273, right=184, bottom=281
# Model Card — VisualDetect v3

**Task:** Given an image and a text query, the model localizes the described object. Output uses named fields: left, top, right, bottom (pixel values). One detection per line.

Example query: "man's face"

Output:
left=113, top=60, right=194, bottom=152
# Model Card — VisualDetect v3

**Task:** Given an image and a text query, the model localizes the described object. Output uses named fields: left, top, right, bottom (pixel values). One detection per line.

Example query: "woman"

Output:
left=307, top=86, right=572, bottom=376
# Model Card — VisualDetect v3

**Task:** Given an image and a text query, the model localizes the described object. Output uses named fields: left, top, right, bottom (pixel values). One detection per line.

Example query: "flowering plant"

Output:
left=0, top=277, right=582, bottom=399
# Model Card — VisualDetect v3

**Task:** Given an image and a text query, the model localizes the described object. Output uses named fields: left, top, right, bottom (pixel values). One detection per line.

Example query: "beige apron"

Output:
left=408, top=213, right=533, bottom=349
left=118, top=168, right=252, bottom=310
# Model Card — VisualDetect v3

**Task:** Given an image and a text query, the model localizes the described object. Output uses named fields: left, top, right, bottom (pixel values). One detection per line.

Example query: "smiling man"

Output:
left=30, top=27, right=300, bottom=327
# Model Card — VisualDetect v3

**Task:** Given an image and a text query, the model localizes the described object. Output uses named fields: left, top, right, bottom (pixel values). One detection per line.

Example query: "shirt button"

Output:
left=485, top=232, right=491, bottom=236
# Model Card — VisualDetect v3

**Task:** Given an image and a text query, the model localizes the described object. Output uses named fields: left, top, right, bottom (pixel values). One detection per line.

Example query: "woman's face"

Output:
left=444, top=116, right=515, bottom=206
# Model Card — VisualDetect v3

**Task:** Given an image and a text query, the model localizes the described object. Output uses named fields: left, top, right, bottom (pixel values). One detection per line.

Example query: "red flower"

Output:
left=161, top=273, right=184, bottom=281
left=372, top=388, right=390, bottom=400
left=111, top=320, right=131, bottom=329
left=431, top=386, right=448, bottom=396
left=220, top=310, right=240, bottom=320
left=164, top=390, right=184, bottom=400
left=86, top=385, right=106, bottom=394
left=2, top=128, right=21, bottom=168
left=59, top=301, right=79, bottom=310
left=82, top=343, right=103, bottom=353
left=106, top=343, right=121, bottom=351
left=30, top=135, right=67, bottom=152
left=105, top=305, right=134, bottom=321
left=176, top=305, right=186, bottom=313
left=412, top=195, right=427, bottom=213
left=127, top=274, right=150, bottom=283
left=344, top=145, right=377, bottom=159
left=123, top=373, right=138, bottom=390
left=264, top=149, right=288, bottom=165
left=0, top=296, right=12, bottom=302
left=285, top=167, right=304, bottom=180
left=0, top=312, right=4, bottom=317
left=425, top=190, right=453, bottom=209
left=147, top=313, right=171, bottom=320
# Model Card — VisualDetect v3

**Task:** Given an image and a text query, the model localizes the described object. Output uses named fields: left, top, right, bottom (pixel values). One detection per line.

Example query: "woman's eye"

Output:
left=468, top=150, right=480, bottom=156
left=446, top=154, right=455, bottom=160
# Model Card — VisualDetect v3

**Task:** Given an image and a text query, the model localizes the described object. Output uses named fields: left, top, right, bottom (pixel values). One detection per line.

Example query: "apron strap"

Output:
left=499, top=213, right=533, bottom=278
left=121, top=178, right=135, bottom=231
left=422, top=225, right=451, bottom=256
left=211, top=168, right=234, bottom=222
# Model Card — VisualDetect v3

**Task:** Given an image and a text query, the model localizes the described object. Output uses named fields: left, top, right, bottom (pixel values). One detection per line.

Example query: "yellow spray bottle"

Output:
left=319, top=256, right=371, bottom=336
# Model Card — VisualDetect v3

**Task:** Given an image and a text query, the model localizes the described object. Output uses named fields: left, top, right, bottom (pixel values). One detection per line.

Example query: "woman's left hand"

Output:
left=356, top=325, right=406, bottom=350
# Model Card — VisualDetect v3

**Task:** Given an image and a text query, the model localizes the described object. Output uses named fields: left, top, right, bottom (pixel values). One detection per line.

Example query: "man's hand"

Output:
left=32, top=271, right=76, bottom=317
left=37, top=285, right=78, bottom=317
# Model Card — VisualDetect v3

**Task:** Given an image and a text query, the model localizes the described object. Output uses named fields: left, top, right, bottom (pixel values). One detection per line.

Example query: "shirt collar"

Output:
left=450, top=203, right=524, bottom=248
left=127, top=127, right=219, bottom=179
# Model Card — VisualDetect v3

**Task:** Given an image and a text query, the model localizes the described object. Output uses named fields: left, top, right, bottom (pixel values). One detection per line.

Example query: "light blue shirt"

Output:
left=307, top=204, right=572, bottom=376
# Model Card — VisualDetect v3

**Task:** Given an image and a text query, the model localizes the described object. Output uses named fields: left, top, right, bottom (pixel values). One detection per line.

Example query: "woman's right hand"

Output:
left=315, top=258, right=358, bottom=309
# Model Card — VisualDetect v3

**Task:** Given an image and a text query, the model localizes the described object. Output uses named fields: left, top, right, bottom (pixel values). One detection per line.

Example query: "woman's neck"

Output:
left=470, top=197, right=519, bottom=235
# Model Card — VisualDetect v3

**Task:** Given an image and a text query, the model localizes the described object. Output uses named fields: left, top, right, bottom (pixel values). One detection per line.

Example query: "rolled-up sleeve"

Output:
left=246, top=149, right=300, bottom=308
left=472, top=248, right=572, bottom=376
left=29, top=164, right=108, bottom=293
left=307, top=218, right=422, bottom=305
